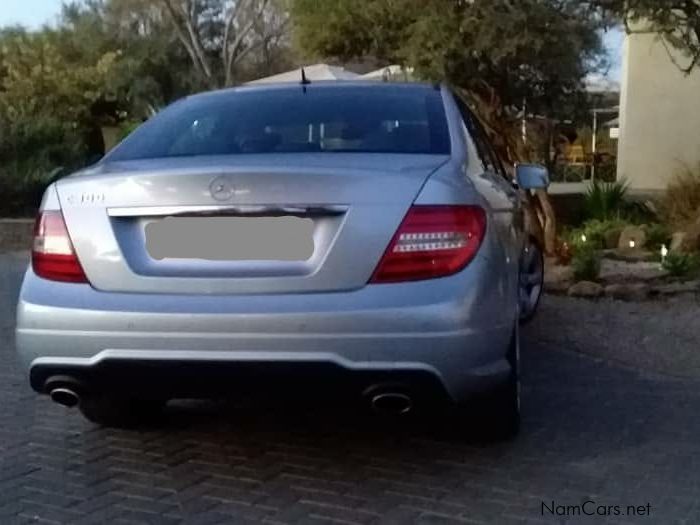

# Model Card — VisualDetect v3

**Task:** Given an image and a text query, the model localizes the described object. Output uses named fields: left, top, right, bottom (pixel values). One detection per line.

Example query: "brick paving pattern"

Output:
left=2, top=252, right=700, bottom=524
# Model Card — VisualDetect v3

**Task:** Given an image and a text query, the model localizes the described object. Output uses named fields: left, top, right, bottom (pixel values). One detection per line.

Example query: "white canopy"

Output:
left=249, top=63, right=360, bottom=84
left=361, top=65, right=414, bottom=81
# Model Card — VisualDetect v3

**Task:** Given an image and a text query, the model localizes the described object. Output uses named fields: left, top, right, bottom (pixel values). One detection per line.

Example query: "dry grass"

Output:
left=661, top=163, right=700, bottom=229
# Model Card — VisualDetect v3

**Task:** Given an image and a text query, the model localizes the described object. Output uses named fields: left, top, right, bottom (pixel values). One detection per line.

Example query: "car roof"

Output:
left=187, top=81, right=442, bottom=101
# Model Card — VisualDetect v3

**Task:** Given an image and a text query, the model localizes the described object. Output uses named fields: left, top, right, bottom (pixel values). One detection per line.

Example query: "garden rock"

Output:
left=618, top=225, right=647, bottom=250
left=604, top=283, right=650, bottom=301
left=670, top=232, right=686, bottom=252
left=544, top=262, right=574, bottom=293
left=599, top=259, right=667, bottom=283
left=652, top=280, right=700, bottom=296
left=604, top=228, right=623, bottom=249
left=606, top=248, right=656, bottom=263
left=546, top=280, right=570, bottom=294
left=568, top=281, right=604, bottom=298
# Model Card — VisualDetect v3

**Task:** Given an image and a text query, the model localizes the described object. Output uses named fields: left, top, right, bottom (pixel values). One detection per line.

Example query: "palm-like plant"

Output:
left=583, top=179, right=630, bottom=221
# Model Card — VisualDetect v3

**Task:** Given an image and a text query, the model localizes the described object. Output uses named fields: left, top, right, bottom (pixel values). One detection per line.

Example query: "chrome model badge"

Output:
left=209, top=175, right=235, bottom=201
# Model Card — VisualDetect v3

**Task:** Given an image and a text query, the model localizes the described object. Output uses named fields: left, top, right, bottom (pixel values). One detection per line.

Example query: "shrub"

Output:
left=662, top=163, right=700, bottom=228
left=583, top=179, right=629, bottom=221
left=662, top=252, right=700, bottom=279
left=568, top=219, right=628, bottom=250
left=583, top=179, right=656, bottom=223
left=0, top=113, right=87, bottom=216
left=645, top=223, right=672, bottom=253
left=0, top=162, right=57, bottom=217
left=571, top=244, right=601, bottom=281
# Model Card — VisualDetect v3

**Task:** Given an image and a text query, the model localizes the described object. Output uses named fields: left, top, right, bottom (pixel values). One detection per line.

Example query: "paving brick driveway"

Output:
left=2, top=252, right=700, bottom=524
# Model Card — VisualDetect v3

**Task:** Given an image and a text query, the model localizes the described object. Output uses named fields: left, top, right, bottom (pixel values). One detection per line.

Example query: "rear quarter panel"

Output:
left=416, top=88, right=522, bottom=322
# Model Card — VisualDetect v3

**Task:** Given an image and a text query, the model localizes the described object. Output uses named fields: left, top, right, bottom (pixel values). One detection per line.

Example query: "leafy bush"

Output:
left=661, top=163, right=700, bottom=228
left=662, top=252, right=700, bottom=279
left=568, top=219, right=628, bottom=250
left=0, top=115, right=87, bottom=216
left=0, top=115, right=86, bottom=169
left=571, top=244, right=601, bottom=281
left=645, top=223, right=672, bottom=253
left=0, top=29, right=119, bottom=216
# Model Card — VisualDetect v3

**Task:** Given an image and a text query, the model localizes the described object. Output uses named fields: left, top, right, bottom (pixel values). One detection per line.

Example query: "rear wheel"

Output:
left=79, top=396, right=165, bottom=428
left=518, top=238, right=544, bottom=324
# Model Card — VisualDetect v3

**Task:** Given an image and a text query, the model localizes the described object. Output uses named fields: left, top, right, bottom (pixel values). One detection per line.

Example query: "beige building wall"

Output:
left=617, top=32, right=700, bottom=191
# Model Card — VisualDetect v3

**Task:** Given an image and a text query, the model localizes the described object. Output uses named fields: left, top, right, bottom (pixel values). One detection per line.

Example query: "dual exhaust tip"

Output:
left=369, top=391, right=413, bottom=415
left=49, top=387, right=80, bottom=408
left=48, top=383, right=413, bottom=415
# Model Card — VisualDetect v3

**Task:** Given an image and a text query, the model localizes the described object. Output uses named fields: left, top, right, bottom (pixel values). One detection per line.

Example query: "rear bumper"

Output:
left=30, top=354, right=455, bottom=406
left=17, top=255, right=516, bottom=404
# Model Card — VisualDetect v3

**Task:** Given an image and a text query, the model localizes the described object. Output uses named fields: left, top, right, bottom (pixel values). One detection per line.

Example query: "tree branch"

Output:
left=223, top=0, right=270, bottom=85
left=160, top=0, right=213, bottom=86
left=223, top=0, right=251, bottom=80
left=160, top=0, right=205, bottom=78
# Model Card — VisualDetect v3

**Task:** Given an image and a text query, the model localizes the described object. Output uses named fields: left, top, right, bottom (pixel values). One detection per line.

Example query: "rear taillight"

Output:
left=32, top=210, right=88, bottom=283
left=370, top=205, right=486, bottom=283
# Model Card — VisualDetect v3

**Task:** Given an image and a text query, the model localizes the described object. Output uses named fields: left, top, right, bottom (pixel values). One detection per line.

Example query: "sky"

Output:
left=1, top=0, right=625, bottom=81
left=0, top=0, right=63, bottom=29
left=603, top=29, right=624, bottom=81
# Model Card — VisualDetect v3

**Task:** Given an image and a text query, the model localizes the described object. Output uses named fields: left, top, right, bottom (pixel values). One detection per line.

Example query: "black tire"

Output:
left=79, top=396, right=165, bottom=428
left=518, top=237, right=544, bottom=324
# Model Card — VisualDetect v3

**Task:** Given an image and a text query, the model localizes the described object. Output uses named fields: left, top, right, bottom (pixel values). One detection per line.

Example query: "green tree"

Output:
left=0, top=0, right=294, bottom=215
left=0, top=30, right=118, bottom=123
left=291, top=0, right=607, bottom=253
left=57, top=0, right=200, bottom=118
left=597, top=0, right=700, bottom=73
left=0, top=27, right=119, bottom=214
left=293, top=0, right=604, bottom=162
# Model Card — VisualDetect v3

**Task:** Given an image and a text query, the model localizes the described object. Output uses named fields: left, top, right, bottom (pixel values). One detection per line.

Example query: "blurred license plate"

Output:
left=145, top=216, right=314, bottom=261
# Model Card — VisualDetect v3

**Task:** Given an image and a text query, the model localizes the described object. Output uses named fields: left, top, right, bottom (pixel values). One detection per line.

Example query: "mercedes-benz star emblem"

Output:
left=209, top=176, right=235, bottom=201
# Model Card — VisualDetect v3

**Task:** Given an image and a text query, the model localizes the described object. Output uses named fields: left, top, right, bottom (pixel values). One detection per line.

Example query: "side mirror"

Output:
left=515, top=163, right=549, bottom=190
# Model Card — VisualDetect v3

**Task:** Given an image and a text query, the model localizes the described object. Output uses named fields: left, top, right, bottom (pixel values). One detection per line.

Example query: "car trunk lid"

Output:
left=56, top=154, right=448, bottom=294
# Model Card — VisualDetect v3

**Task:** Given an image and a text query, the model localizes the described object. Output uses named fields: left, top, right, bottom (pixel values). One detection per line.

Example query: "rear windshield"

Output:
left=107, top=86, right=451, bottom=160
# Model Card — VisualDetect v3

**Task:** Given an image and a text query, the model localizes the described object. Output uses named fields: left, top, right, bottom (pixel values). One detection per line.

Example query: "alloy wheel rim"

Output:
left=519, top=243, right=543, bottom=319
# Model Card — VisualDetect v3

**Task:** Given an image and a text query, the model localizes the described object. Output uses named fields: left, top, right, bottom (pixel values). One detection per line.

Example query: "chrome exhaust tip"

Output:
left=370, top=392, right=413, bottom=415
left=49, top=387, right=80, bottom=408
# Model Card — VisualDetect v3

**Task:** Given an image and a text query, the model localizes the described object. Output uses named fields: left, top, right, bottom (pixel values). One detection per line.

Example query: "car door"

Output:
left=455, top=101, right=524, bottom=301
left=466, top=112, right=524, bottom=239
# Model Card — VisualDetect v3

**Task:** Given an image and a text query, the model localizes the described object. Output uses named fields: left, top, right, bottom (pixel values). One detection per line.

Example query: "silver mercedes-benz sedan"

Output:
left=16, top=81, right=546, bottom=438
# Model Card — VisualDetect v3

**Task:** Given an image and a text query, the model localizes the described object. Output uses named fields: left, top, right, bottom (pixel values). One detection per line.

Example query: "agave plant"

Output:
left=583, top=179, right=630, bottom=222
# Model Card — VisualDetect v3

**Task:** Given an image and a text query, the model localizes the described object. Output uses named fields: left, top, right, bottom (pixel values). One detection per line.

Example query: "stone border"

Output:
left=0, top=219, right=33, bottom=252
left=544, top=258, right=700, bottom=300
left=546, top=278, right=700, bottom=300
